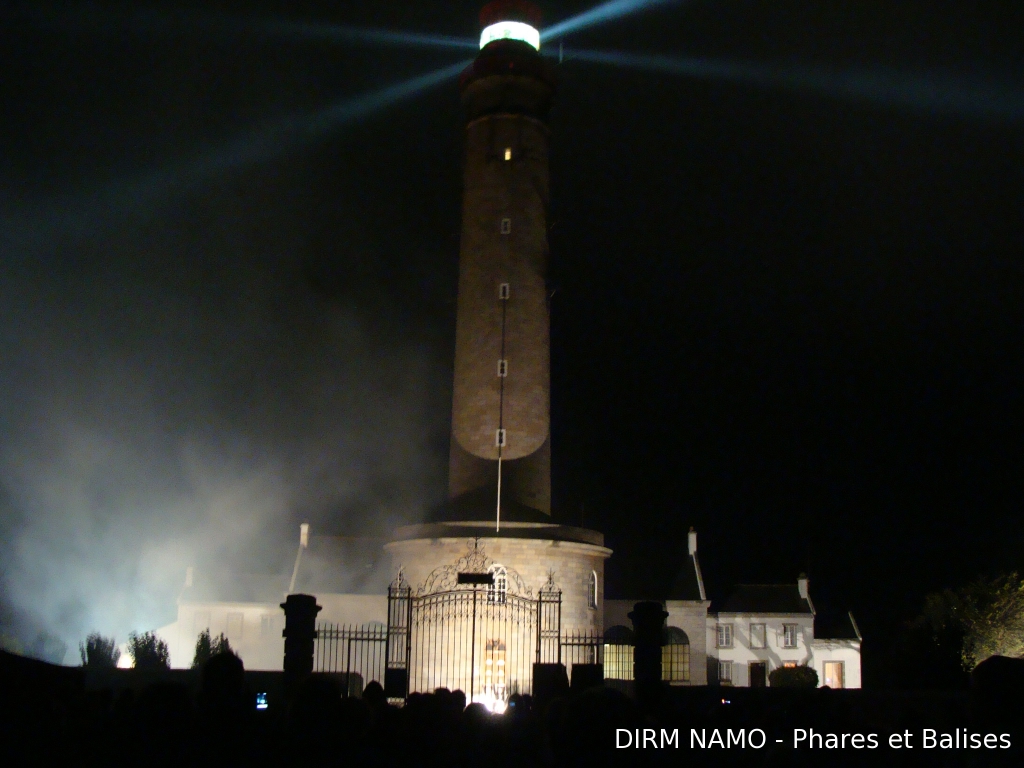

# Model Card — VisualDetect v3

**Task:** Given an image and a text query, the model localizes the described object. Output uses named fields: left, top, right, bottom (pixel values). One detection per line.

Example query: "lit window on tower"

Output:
left=488, top=564, right=508, bottom=604
left=504, top=147, right=512, bottom=161
left=500, top=218, right=511, bottom=234
left=588, top=570, right=598, bottom=609
left=498, top=359, right=508, bottom=377
left=499, top=282, right=510, bottom=300
left=496, top=428, right=506, bottom=447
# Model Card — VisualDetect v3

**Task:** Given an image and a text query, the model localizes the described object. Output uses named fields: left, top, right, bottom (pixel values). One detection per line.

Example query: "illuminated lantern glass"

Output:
left=479, top=20, right=541, bottom=51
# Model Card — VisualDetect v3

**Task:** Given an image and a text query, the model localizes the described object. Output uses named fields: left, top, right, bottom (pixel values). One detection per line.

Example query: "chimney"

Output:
left=798, top=573, right=809, bottom=600
left=687, top=527, right=697, bottom=556
left=300, top=522, right=309, bottom=548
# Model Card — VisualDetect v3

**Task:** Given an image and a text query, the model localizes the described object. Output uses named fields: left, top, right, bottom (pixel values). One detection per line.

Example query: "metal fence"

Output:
left=313, top=622, right=387, bottom=696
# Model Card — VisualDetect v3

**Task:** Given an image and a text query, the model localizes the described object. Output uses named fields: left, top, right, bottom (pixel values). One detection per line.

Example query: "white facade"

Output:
left=153, top=593, right=387, bottom=670
left=707, top=610, right=862, bottom=688
left=707, top=613, right=815, bottom=687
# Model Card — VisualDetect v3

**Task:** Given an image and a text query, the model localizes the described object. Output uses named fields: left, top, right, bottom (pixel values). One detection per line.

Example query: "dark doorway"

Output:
left=750, top=661, right=767, bottom=688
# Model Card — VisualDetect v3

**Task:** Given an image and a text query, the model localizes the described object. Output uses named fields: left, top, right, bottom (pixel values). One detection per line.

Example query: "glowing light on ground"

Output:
left=477, top=690, right=508, bottom=714
left=541, top=0, right=679, bottom=41
left=564, top=48, right=1024, bottom=122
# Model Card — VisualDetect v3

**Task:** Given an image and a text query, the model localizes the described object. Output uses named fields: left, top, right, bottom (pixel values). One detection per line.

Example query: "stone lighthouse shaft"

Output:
left=448, top=1, right=555, bottom=521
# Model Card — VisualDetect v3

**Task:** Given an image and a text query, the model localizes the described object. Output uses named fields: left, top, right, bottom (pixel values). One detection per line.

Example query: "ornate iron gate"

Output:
left=385, top=547, right=562, bottom=705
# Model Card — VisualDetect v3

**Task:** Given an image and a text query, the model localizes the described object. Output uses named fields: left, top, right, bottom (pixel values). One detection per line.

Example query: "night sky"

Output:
left=2, top=0, right=1023, bottom=675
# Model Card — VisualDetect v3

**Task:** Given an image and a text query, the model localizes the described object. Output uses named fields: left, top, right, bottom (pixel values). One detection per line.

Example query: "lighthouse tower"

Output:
left=386, top=2, right=610, bottom=699
left=448, top=0, right=555, bottom=521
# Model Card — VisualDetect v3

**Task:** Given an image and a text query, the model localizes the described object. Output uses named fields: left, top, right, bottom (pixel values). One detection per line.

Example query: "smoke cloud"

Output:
left=0, top=148, right=452, bottom=664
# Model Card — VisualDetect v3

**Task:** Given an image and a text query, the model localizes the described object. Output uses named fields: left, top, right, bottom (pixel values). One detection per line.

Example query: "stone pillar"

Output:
left=280, top=594, right=321, bottom=688
left=629, top=601, right=668, bottom=705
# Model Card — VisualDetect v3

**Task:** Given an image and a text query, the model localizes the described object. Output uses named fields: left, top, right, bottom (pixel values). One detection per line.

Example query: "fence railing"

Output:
left=314, top=623, right=388, bottom=696
left=314, top=623, right=688, bottom=699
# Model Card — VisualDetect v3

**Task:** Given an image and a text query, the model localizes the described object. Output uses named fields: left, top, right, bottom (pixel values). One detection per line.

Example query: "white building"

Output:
left=708, top=577, right=862, bottom=688
left=606, top=531, right=862, bottom=689
left=150, top=531, right=391, bottom=670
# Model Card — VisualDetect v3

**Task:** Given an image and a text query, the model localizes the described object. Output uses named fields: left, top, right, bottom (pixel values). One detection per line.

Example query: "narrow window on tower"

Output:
left=495, top=428, right=506, bottom=447
left=497, top=360, right=508, bottom=377
left=499, top=283, right=510, bottom=300
left=500, top=217, right=511, bottom=234
left=504, top=147, right=512, bottom=161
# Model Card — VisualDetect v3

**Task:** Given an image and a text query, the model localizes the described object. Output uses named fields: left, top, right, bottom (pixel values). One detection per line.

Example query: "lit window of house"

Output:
left=226, top=612, right=243, bottom=643
left=823, top=661, right=845, bottom=688
left=716, top=624, right=733, bottom=648
left=782, top=624, right=798, bottom=648
left=749, top=623, right=766, bottom=649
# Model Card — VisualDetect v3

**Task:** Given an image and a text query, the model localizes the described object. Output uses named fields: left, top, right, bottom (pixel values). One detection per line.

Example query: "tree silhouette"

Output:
left=918, top=573, right=1024, bottom=669
left=79, top=632, right=120, bottom=668
left=191, top=628, right=232, bottom=669
left=127, top=631, right=170, bottom=670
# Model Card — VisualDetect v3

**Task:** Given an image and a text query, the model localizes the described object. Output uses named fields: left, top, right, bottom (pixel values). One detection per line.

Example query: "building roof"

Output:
left=666, top=552, right=705, bottom=601
left=814, top=611, right=862, bottom=641
left=427, top=488, right=553, bottom=524
left=180, top=534, right=391, bottom=604
left=715, top=584, right=814, bottom=615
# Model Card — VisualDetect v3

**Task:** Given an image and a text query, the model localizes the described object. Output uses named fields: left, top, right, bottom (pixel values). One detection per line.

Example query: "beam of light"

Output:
left=1, top=60, right=470, bottom=261
left=13, top=4, right=478, bottom=52
left=227, top=18, right=478, bottom=52
left=540, top=0, right=681, bottom=41
left=564, top=48, right=1024, bottom=122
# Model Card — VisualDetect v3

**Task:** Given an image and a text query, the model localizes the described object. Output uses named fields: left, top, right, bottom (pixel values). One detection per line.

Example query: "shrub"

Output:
left=79, top=632, right=120, bottom=668
left=127, top=631, right=170, bottom=670
left=191, top=628, right=232, bottom=669
left=769, top=664, right=819, bottom=688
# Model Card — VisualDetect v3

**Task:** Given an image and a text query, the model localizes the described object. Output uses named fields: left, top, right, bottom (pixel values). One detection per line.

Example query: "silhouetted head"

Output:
left=362, top=679, right=386, bottom=709
left=452, top=689, right=467, bottom=712
left=290, top=674, right=343, bottom=730
left=200, top=651, right=247, bottom=713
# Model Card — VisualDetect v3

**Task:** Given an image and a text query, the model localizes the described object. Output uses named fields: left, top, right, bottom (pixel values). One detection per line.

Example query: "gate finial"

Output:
left=391, top=565, right=408, bottom=589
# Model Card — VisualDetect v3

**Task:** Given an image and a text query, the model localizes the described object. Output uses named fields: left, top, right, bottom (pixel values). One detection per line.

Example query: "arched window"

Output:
left=662, top=626, right=690, bottom=684
left=588, top=570, right=598, bottom=609
left=603, top=625, right=634, bottom=680
left=488, top=564, right=507, bottom=604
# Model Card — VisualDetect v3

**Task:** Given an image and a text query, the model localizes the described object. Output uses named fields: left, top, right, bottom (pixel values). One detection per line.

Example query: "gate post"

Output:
left=385, top=574, right=411, bottom=700
left=281, top=594, right=322, bottom=693
left=629, top=600, right=668, bottom=706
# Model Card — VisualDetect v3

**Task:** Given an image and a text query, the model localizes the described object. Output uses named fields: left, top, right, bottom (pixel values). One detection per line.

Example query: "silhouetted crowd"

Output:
left=2, top=649, right=1022, bottom=767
